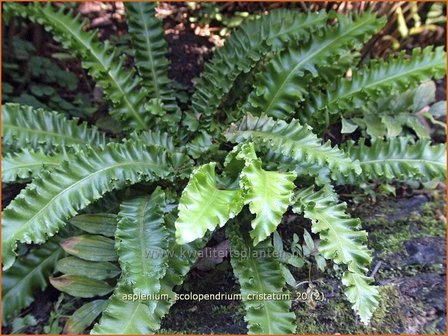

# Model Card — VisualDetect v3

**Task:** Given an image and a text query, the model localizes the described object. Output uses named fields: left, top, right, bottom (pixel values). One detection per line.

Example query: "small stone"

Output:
left=404, top=237, right=446, bottom=266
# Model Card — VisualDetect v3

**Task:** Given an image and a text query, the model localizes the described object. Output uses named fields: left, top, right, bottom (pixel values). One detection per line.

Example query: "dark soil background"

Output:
left=1, top=1, right=446, bottom=334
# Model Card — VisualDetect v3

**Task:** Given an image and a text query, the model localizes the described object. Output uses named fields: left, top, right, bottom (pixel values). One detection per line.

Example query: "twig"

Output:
left=370, top=261, right=382, bottom=279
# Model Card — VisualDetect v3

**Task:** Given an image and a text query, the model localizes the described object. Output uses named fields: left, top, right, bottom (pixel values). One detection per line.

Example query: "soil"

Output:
left=165, top=26, right=214, bottom=88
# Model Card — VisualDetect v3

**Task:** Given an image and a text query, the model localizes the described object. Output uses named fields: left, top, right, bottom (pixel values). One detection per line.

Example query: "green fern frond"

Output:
left=9, top=3, right=150, bottom=130
left=64, top=300, right=108, bottom=334
left=175, top=163, right=244, bottom=244
left=116, top=188, right=169, bottom=295
left=243, top=11, right=385, bottom=119
left=69, top=214, right=117, bottom=237
left=2, top=147, right=73, bottom=183
left=56, top=257, right=120, bottom=280
left=2, top=103, right=107, bottom=150
left=293, top=185, right=378, bottom=324
left=227, top=221, right=296, bottom=334
left=189, top=8, right=330, bottom=132
left=125, top=2, right=181, bottom=130
left=304, top=46, right=447, bottom=125
left=225, top=113, right=360, bottom=179
left=236, top=143, right=297, bottom=245
left=2, top=141, right=183, bottom=270
left=335, top=138, right=446, bottom=184
left=91, top=283, right=159, bottom=334
left=152, top=214, right=210, bottom=330
left=345, top=114, right=430, bottom=140
left=2, top=240, right=64, bottom=324
left=261, top=149, right=331, bottom=185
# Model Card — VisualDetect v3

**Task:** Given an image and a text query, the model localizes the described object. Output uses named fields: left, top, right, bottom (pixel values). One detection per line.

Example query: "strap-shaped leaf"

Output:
left=244, top=11, right=385, bottom=119
left=152, top=214, right=210, bottom=330
left=69, top=213, right=117, bottom=237
left=2, top=147, right=73, bottom=183
left=125, top=2, right=180, bottom=130
left=335, top=138, right=446, bottom=184
left=2, top=141, right=181, bottom=270
left=227, top=221, right=296, bottom=334
left=91, top=283, right=159, bottom=334
left=225, top=113, right=360, bottom=179
left=190, top=8, right=329, bottom=131
left=304, top=46, right=447, bottom=125
left=2, top=240, right=63, bottom=324
left=236, top=143, right=296, bottom=245
left=56, top=257, right=120, bottom=280
left=293, top=185, right=378, bottom=324
left=175, top=163, right=244, bottom=244
left=351, top=113, right=432, bottom=140
left=2, top=103, right=107, bottom=149
left=50, top=275, right=113, bottom=298
left=261, top=148, right=331, bottom=186
left=116, top=188, right=169, bottom=295
left=9, top=3, right=150, bottom=130
left=60, top=235, right=117, bottom=262
left=64, top=299, right=108, bottom=334
left=127, top=131, right=191, bottom=178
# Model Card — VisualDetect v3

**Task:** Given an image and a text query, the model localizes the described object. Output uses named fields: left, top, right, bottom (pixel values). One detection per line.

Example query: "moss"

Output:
left=294, top=284, right=405, bottom=334
left=369, top=285, right=404, bottom=333
left=356, top=196, right=446, bottom=261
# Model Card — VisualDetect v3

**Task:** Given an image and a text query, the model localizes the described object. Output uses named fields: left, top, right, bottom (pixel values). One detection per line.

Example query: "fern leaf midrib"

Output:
left=9, top=161, right=161, bottom=240
left=123, top=304, right=146, bottom=333
left=191, top=188, right=220, bottom=225
left=335, top=61, right=444, bottom=104
left=312, top=211, right=350, bottom=263
left=248, top=130, right=339, bottom=163
left=3, top=247, right=62, bottom=301
left=138, top=199, right=151, bottom=283
left=361, top=158, right=445, bottom=166
left=247, top=251, right=274, bottom=334
left=263, top=15, right=376, bottom=113
left=269, top=15, right=326, bottom=40
left=2, top=160, right=60, bottom=174
left=135, top=2, right=160, bottom=98
left=3, top=124, right=89, bottom=144
left=42, top=9, right=145, bottom=128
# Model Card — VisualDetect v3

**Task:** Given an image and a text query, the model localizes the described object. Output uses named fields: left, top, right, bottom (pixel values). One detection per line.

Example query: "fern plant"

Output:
left=2, top=2, right=446, bottom=334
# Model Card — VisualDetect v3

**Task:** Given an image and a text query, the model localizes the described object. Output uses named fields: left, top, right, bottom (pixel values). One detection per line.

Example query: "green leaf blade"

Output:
left=293, top=185, right=378, bottom=324
left=64, top=300, right=108, bottom=334
left=2, top=240, right=63, bottom=324
left=125, top=2, right=181, bottom=130
left=245, top=11, right=385, bottom=119
left=191, top=9, right=330, bottom=132
left=227, top=221, right=296, bottom=334
left=175, top=163, right=244, bottom=244
left=225, top=114, right=360, bottom=179
left=2, top=142, right=180, bottom=270
left=305, top=46, right=447, bottom=125
left=116, top=188, right=169, bottom=295
left=336, top=138, right=446, bottom=184
left=237, top=143, right=296, bottom=245
left=2, top=103, right=107, bottom=150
